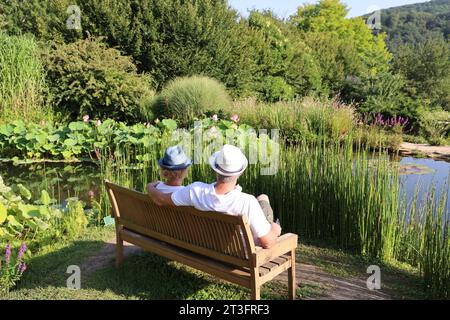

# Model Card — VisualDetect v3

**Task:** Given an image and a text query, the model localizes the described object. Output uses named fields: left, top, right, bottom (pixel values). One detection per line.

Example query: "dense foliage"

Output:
left=392, top=37, right=450, bottom=111
left=0, top=0, right=391, bottom=101
left=0, top=176, right=88, bottom=245
left=370, top=0, right=450, bottom=49
left=41, top=37, right=155, bottom=122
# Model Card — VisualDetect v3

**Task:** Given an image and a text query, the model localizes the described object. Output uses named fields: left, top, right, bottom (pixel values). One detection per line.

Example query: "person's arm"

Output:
left=146, top=182, right=175, bottom=206
left=258, top=223, right=282, bottom=249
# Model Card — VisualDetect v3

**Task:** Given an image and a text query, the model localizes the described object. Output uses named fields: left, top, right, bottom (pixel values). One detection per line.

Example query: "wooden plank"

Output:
left=288, top=249, right=296, bottom=300
left=254, top=233, right=298, bottom=266
left=259, top=261, right=291, bottom=285
left=121, top=219, right=251, bottom=267
left=120, top=229, right=252, bottom=288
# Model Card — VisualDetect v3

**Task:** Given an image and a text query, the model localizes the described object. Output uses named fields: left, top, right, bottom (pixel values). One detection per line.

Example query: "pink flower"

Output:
left=230, top=114, right=240, bottom=123
left=211, top=114, right=218, bottom=122
left=5, top=242, right=11, bottom=264
left=87, top=190, right=95, bottom=199
left=82, top=115, right=90, bottom=122
left=19, top=263, right=26, bottom=274
left=96, top=119, right=102, bottom=126
left=18, top=242, right=26, bottom=260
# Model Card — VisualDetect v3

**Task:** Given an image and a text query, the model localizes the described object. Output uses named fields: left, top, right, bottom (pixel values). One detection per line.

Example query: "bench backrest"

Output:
left=105, top=181, right=256, bottom=267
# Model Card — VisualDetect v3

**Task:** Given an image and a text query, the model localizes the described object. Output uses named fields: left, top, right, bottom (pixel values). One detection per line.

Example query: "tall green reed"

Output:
left=0, top=33, right=50, bottom=123
left=97, top=131, right=449, bottom=298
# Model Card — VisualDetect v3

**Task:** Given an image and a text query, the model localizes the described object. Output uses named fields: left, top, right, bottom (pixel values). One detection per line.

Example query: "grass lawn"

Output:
left=1, top=227, right=426, bottom=300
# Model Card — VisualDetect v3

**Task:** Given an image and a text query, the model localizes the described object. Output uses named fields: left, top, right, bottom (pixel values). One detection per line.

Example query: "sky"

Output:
left=228, top=0, right=431, bottom=18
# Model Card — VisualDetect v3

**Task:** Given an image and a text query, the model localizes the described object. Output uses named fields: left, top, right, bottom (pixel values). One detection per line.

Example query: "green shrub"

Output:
left=0, top=33, right=51, bottom=123
left=41, top=37, right=155, bottom=122
left=153, top=76, right=231, bottom=125
left=261, top=76, right=295, bottom=102
left=63, top=200, right=88, bottom=240
left=419, top=110, right=450, bottom=145
left=402, top=134, right=428, bottom=145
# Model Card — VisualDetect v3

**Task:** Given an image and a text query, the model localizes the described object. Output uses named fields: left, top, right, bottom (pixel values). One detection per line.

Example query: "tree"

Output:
left=0, top=0, right=259, bottom=97
left=291, top=0, right=392, bottom=91
left=393, top=36, right=450, bottom=110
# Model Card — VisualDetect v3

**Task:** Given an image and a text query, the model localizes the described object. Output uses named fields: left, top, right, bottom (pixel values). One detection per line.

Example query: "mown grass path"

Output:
left=3, top=227, right=424, bottom=300
left=79, top=238, right=392, bottom=300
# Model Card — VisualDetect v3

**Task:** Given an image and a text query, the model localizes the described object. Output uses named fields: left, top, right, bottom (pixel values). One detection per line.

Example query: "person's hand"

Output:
left=146, top=181, right=160, bottom=192
left=272, top=222, right=282, bottom=237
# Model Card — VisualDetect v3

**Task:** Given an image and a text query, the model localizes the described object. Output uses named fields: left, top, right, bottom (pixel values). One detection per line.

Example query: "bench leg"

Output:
left=250, top=268, right=261, bottom=300
left=251, top=284, right=261, bottom=300
left=116, top=233, right=124, bottom=268
left=288, top=249, right=296, bottom=300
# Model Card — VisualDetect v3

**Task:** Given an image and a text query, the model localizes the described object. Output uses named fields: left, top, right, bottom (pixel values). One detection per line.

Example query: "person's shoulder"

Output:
left=187, top=181, right=210, bottom=190
left=240, top=191, right=259, bottom=203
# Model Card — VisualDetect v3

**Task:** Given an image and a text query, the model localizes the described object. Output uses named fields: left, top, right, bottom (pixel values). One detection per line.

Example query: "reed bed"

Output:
left=98, top=135, right=449, bottom=298
left=0, top=33, right=50, bottom=123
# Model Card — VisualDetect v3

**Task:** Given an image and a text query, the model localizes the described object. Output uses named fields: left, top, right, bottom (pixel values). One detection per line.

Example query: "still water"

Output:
left=0, top=156, right=449, bottom=214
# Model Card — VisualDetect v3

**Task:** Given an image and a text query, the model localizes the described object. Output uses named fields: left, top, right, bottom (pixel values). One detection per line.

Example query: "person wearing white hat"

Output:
left=146, top=144, right=281, bottom=248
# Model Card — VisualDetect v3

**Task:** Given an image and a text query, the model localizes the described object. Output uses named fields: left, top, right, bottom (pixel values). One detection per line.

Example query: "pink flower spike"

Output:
left=212, top=114, right=218, bottom=122
left=82, top=115, right=90, bottom=122
left=18, top=242, right=27, bottom=260
left=96, top=120, right=102, bottom=126
left=5, top=242, right=11, bottom=263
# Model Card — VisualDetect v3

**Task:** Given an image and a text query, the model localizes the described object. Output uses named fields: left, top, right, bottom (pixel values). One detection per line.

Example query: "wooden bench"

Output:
left=105, top=180, right=298, bottom=300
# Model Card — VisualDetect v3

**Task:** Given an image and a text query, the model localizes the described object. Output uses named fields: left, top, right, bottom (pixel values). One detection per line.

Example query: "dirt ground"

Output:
left=400, top=142, right=450, bottom=161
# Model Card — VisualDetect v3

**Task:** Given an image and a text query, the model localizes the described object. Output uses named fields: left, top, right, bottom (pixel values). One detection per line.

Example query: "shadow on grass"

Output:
left=14, top=239, right=225, bottom=300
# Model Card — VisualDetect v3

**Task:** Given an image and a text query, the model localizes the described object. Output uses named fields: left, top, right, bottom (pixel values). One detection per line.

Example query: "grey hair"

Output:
left=216, top=174, right=239, bottom=183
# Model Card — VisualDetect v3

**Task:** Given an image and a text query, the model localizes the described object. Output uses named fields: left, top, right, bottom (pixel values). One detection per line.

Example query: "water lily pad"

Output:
left=399, top=163, right=435, bottom=175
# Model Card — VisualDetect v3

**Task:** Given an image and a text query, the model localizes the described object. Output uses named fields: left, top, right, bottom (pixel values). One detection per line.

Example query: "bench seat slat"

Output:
left=120, top=229, right=252, bottom=288
left=119, top=217, right=251, bottom=268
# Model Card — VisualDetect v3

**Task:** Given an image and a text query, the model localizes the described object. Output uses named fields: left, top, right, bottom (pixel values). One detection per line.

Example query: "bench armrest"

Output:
left=253, top=233, right=298, bottom=267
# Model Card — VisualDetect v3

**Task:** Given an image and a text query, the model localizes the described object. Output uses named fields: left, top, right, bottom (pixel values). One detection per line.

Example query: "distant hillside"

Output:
left=365, top=0, right=450, bottom=49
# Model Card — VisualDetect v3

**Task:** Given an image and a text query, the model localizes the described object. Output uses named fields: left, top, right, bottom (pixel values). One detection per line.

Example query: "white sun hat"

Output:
left=209, top=144, right=248, bottom=177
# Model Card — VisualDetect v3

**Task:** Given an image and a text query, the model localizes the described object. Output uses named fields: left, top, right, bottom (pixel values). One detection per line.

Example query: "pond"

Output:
left=399, top=157, right=450, bottom=214
left=0, top=156, right=449, bottom=214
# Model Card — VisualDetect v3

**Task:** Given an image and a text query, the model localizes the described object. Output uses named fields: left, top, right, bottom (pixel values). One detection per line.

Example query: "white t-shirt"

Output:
left=171, top=182, right=271, bottom=244
left=156, top=183, right=185, bottom=194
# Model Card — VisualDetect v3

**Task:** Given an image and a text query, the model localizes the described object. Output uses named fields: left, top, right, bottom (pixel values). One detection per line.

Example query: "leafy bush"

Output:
left=41, top=37, right=155, bottom=122
left=260, top=76, right=295, bottom=102
left=343, top=72, right=425, bottom=129
left=0, top=119, right=162, bottom=160
left=62, top=200, right=88, bottom=240
left=0, top=33, right=50, bottom=124
left=0, top=176, right=87, bottom=245
left=153, top=76, right=231, bottom=125
left=419, top=110, right=450, bottom=145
